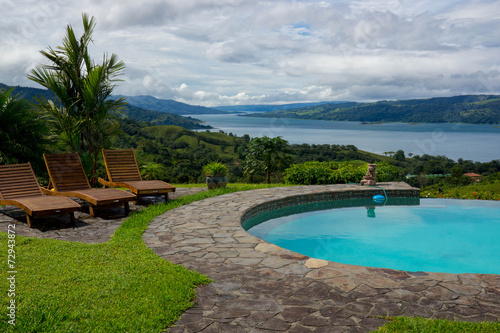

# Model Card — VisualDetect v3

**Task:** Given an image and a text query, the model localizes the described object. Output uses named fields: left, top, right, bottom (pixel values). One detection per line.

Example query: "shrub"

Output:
left=376, top=162, right=402, bottom=182
left=284, top=161, right=334, bottom=185
left=285, top=161, right=367, bottom=185
left=203, top=162, right=228, bottom=177
left=285, top=161, right=402, bottom=185
left=334, top=163, right=366, bottom=184
left=140, top=163, right=169, bottom=181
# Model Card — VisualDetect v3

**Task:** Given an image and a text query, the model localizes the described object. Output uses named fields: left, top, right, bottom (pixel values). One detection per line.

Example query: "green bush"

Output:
left=334, top=163, right=366, bottom=184
left=284, top=161, right=401, bottom=185
left=284, top=161, right=334, bottom=185
left=140, top=162, right=169, bottom=181
left=376, top=162, right=402, bottom=182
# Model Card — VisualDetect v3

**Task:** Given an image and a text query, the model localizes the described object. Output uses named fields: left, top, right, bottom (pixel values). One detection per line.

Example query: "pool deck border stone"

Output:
left=141, top=182, right=500, bottom=332
left=1, top=183, right=499, bottom=332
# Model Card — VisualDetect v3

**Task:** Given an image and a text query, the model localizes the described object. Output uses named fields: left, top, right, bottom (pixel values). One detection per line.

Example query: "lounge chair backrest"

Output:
left=102, top=149, right=143, bottom=182
left=0, top=163, right=42, bottom=199
left=43, top=153, right=91, bottom=191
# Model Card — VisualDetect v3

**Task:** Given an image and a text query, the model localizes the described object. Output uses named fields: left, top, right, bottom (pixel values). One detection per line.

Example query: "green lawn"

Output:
left=373, top=316, right=500, bottom=332
left=0, top=185, right=279, bottom=332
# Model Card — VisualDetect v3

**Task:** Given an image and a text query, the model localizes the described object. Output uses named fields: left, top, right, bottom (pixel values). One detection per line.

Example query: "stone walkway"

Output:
left=1, top=184, right=499, bottom=332
left=142, top=184, right=500, bottom=332
left=0, top=188, right=206, bottom=242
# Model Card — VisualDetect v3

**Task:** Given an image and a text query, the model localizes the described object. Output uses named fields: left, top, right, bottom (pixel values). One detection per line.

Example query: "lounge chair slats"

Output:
left=43, top=153, right=136, bottom=216
left=99, top=149, right=175, bottom=200
left=102, top=149, right=142, bottom=182
left=0, top=163, right=80, bottom=227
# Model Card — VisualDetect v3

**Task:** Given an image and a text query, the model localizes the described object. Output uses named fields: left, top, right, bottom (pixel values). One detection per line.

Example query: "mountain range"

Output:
left=213, top=101, right=345, bottom=112
left=114, top=94, right=226, bottom=115
left=3, top=83, right=500, bottom=126
left=245, top=95, right=500, bottom=124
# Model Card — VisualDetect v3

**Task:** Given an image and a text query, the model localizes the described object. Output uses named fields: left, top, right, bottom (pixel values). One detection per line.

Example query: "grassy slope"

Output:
left=422, top=182, right=500, bottom=200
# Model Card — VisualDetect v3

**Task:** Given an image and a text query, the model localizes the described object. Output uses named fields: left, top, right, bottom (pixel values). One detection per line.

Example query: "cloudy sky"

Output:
left=1, top=0, right=500, bottom=106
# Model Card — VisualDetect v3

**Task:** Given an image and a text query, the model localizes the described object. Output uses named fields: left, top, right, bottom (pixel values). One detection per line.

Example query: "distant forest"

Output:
left=246, top=95, right=500, bottom=124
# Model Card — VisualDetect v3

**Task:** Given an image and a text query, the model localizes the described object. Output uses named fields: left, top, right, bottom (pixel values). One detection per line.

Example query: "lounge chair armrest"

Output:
left=41, top=187, right=57, bottom=195
left=98, top=177, right=111, bottom=188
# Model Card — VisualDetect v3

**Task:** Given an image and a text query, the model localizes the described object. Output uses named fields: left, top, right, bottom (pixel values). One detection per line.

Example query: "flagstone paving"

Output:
left=142, top=184, right=500, bottom=332
left=1, top=184, right=499, bottom=332
left=0, top=188, right=206, bottom=242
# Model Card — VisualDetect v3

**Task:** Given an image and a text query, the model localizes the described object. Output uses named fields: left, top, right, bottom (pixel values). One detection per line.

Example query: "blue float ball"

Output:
left=373, top=194, right=386, bottom=203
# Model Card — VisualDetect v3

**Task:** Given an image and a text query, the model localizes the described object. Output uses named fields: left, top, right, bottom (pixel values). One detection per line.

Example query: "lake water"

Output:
left=192, top=113, right=500, bottom=162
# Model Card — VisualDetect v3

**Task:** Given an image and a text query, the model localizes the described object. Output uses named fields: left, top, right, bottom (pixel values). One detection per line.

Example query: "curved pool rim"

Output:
left=241, top=183, right=420, bottom=230
left=239, top=183, right=500, bottom=275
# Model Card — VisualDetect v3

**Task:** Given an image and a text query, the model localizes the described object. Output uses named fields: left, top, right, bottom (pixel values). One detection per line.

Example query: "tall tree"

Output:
left=0, top=88, right=49, bottom=174
left=28, top=13, right=125, bottom=183
left=243, top=136, right=292, bottom=183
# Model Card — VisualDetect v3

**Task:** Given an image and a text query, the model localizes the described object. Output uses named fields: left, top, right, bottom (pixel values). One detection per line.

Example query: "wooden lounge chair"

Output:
left=43, top=153, right=136, bottom=216
left=99, top=148, right=175, bottom=201
left=0, top=163, right=81, bottom=227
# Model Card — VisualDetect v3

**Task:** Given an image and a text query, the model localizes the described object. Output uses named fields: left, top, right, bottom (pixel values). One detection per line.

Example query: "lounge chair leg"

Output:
left=89, top=204, right=96, bottom=217
left=69, top=212, right=76, bottom=225
left=124, top=202, right=130, bottom=215
left=164, top=193, right=169, bottom=201
left=26, top=214, right=33, bottom=228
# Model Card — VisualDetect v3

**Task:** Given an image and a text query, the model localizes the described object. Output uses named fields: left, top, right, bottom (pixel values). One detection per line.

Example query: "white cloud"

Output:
left=0, top=0, right=499, bottom=106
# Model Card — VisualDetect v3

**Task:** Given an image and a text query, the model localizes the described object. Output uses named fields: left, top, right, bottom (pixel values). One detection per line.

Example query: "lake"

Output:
left=191, top=113, right=500, bottom=162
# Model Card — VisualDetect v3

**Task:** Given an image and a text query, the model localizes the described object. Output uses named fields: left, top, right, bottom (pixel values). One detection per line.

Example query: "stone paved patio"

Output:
left=142, top=183, right=500, bottom=332
left=1, top=183, right=499, bottom=332
left=0, top=188, right=206, bottom=241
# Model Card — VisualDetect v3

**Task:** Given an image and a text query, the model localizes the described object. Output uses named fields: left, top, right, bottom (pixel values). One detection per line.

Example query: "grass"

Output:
left=0, top=184, right=281, bottom=332
left=422, top=182, right=500, bottom=200
left=373, top=316, right=500, bottom=332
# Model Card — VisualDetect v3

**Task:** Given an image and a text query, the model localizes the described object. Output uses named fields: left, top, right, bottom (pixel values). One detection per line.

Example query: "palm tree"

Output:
left=0, top=88, right=49, bottom=173
left=28, top=13, right=126, bottom=183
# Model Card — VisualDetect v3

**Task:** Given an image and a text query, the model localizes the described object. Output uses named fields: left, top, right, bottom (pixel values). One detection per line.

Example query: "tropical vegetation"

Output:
left=27, top=13, right=126, bottom=183
left=0, top=89, right=49, bottom=174
left=242, top=136, right=292, bottom=183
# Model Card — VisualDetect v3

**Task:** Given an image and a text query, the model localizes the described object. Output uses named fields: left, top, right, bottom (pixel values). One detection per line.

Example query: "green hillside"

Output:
left=122, top=104, right=210, bottom=129
left=246, top=95, right=500, bottom=124
left=117, top=95, right=227, bottom=115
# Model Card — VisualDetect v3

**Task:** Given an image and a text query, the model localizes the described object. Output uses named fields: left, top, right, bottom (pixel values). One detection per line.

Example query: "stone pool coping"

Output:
left=142, top=183, right=500, bottom=332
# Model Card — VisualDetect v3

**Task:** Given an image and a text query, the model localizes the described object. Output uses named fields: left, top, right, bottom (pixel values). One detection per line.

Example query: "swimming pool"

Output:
left=243, top=198, right=500, bottom=274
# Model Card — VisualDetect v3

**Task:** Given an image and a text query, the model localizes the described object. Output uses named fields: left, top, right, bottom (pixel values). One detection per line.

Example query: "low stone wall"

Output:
left=241, top=182, right=420, bottom=230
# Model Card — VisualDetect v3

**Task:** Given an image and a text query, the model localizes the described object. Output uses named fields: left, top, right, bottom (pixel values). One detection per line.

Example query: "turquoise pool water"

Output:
left=244, top=198, right=500, bottom=274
